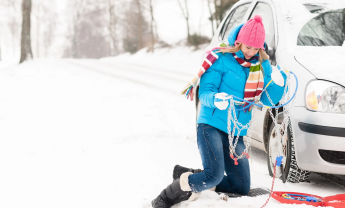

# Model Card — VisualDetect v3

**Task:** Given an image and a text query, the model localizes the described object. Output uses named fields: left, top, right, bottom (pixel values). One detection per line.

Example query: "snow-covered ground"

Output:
left=0, top=47, right=344, bottom=208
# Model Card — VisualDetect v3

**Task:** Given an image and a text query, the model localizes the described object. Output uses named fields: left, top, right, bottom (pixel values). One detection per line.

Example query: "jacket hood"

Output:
left=228, top=24, right=244, bottom=47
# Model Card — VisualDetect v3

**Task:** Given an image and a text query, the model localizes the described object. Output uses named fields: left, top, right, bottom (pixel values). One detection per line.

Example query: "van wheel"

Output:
left=267, top=120, right=310, bottom=183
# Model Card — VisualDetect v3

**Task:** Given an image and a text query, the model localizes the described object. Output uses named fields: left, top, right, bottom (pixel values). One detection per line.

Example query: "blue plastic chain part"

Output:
left=284, top=194, right=319, bottom=202
left=306, top=196, right=318, bottom=202
left=226, top=70, right=298, bottom=110
left=233, top=103, right=253, bottom=111
left=276, top=156, right=283, bottom=167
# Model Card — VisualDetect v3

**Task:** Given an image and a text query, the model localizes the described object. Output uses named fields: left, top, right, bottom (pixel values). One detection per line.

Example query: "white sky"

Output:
left=154, top=0, right=214, bottom=44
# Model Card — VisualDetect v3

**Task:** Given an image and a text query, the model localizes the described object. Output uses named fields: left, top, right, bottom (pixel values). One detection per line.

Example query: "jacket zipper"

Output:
left=238, top=67, right=248, bottom=120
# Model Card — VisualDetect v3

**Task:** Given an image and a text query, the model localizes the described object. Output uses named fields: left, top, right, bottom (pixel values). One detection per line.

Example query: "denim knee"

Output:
left=238, top=181, right=250, bottom=195
left=203, top=168, right=224, bottom=188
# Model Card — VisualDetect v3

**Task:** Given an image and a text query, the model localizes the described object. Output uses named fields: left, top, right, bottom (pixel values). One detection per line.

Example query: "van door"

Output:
left=248, top=2, right=277, bottom=147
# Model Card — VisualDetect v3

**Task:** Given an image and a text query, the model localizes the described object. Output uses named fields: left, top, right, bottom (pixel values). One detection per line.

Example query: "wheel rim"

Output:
left=269, top=124, right=288, bottom=178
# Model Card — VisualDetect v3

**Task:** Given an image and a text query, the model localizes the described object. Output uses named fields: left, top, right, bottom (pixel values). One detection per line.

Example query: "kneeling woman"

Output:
left=152, top=15, right=287, bottom=208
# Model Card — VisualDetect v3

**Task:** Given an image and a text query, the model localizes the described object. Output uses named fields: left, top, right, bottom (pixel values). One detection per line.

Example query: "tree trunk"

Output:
left=213, top=0, right=224, bottom=27
left=198, top=0, right=204, bottom=35
left=71, top=0, right=85, bottom=58
left=176, top=0, right=190, bottom=44
left=154, top=20, right=159, bottom=41
left=10, top=1, right=17, bottom=57
left=149, top=0, right=155, bottom=52
left=136, top=0, right=143, bottom=49
left=183, top=0, right=190, bottom=43
left=213, top=0, right=238, bottom=28
left=213, top=0, right=218, bottom=26
left=219, top=0, right=224, bottom=25
left=20, top=0, right=33, bottom=63
left=0, top=31, right=1, bottom=60
left=36, top=0, right=41, bottom=58
left=207, top=0, right=214, bottom=36
left=36, top=14, right=39, bottom=58
left=108, top=0, right=119, bottom=55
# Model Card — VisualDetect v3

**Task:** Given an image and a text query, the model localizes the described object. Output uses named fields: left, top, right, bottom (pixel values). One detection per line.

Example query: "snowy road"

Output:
left=0, top=49, right=344, bottom=208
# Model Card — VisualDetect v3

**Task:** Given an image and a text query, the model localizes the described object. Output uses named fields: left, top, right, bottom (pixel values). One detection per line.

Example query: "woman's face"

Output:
left=240, top=43, right=260, bottom=60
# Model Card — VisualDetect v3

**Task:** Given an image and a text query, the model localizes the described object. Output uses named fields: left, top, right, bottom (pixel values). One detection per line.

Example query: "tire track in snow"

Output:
left=65, top=59, right=186, bottom=95
left=317, top=173, right=345, bottom=188
left=100, top=61, right=189, bottom=83
left=105, top=60, right=194, bottom=77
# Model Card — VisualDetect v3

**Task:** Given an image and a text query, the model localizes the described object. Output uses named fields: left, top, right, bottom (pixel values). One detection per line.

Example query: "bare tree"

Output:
left=176, top=0, right=191, bottom=44
left=0, top=2, right=4, bottom=60
left=0, top=32, right=1, bottom=61
left=140, top=0, right=158, bottom=52
left=211, top=0, right=238, bottom=28
left=122, top=0, right=150, bottom=54
left=107, top=0, right=120, bottom=55
left=33, top=0, right=56, bottom=57
left=64, top=0, right=87, bottom=58
left=42, top=6, right=56, bottom=57
left=0, top=1, right=18, bottom=58
left=7, top=0, right=20, bottom=57
left=64, top=0, right=111, bottom=58
left=198, top=0, right=204, bottom=35
left=20, top=0, right=33, bottom=63
left=148, top=0, right=156, bottom=52
left=207, top=0, right=215, bottom=36
left=72, top=0, right=85, bottom=58
left=136, top=0, right=143, bottom=49
left=33, top=0, right=42, bottom=57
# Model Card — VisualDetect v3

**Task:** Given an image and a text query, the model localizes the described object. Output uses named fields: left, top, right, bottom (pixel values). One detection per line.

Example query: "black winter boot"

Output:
left=173, top=165, right=203, bottom=181
left=151, top=179, right=192, bottom=208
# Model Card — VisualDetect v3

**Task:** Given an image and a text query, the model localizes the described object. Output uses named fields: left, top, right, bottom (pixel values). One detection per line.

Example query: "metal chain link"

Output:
left=266, top=72, right=292, bottom=149
left=227, top=96, right=256, bottom=160
left=227, top=71, right=294, bottom=163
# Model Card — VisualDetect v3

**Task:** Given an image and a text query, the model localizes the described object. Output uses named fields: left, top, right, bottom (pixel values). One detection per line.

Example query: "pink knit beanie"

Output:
left=236, top=15, right=265, bottom=50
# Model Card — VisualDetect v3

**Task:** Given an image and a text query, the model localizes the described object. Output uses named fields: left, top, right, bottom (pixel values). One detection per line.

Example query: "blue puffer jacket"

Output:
left=197, top=24, right=286, bottom=135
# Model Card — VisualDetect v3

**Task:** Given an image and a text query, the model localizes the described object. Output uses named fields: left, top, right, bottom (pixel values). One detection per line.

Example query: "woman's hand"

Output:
left=214, top=93, right=229, bottom=110
left=271, top=65, right=287, bottom=87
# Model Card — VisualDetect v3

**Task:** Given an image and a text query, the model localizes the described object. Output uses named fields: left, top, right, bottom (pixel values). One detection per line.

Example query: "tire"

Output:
left=267, top=119, right=310, bottom=183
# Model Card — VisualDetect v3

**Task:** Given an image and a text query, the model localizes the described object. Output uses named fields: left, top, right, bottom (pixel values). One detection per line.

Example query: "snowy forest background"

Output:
left=0, top=0, right=238, bottom=63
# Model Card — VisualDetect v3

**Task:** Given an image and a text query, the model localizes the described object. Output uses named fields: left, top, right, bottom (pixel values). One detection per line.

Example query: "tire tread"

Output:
left=286, top=131, right=310, bottom=183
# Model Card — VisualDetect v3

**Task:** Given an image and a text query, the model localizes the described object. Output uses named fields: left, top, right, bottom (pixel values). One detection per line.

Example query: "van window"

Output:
left=219, top=4, right=251, bottom=41
left=249, top=3, right=276, bottom=48
left=298, top=8, right=345, bottom=46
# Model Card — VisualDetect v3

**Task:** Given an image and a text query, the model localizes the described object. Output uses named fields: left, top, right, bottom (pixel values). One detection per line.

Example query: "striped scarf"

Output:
left=232, top=53, right=264, bottom=102
left=180, top=51, right=219, bottom=101
left=181, top=50, right=264, bottom=110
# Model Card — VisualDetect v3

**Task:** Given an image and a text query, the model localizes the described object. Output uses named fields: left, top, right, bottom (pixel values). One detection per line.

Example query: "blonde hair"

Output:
left=216, top=42, right=269, bottom=73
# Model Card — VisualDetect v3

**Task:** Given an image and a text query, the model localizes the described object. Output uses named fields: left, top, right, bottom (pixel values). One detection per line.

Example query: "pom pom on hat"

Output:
left=253, top=15, right=262, bottom=22
left=236, top=15, right=265, bottom=49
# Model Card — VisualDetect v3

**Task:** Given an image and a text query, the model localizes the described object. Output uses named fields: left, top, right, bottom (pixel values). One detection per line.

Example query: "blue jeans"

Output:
left=188, top=124, right=250, bottom=195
